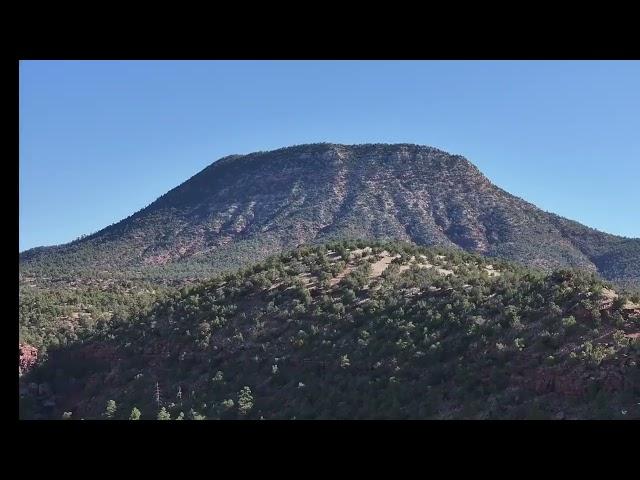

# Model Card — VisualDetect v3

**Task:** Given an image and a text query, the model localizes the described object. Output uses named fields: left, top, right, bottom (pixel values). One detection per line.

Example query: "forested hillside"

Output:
left=20, top=241, right=640, bottom=420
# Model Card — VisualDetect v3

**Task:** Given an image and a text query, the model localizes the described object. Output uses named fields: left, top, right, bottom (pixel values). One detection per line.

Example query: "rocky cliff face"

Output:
left=20, top=143, right=640, bottom=286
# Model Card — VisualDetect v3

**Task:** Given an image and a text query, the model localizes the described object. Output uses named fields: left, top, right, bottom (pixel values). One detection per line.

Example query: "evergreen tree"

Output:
left=157, top=407, right=171, bottom=420
left=238, top=386, right=254, bottom=416
left=103, top=400, right=117, bottom=419
left=129, top=407, right=141, bottom=420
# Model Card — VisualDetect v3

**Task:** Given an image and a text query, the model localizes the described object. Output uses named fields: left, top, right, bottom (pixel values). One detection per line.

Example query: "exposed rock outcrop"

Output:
left=19, top=343, right=38, bottom=376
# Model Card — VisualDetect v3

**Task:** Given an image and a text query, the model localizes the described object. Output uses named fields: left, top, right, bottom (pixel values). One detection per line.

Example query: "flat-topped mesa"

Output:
left=19, top=143, right=640, bottom=287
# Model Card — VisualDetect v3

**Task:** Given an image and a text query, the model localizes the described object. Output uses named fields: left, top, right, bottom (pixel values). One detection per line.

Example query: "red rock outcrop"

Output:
left=19, top=343, right=38, bottom=375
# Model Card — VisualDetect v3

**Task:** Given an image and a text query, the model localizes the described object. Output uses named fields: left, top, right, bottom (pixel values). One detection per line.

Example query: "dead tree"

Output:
left=155, top=382, right=162, bottom=408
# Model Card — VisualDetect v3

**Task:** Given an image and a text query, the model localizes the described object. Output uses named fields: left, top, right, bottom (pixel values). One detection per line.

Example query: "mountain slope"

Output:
left=20, top=143, right=640, bottom=286
left=20, top=241, right=640, bottom=420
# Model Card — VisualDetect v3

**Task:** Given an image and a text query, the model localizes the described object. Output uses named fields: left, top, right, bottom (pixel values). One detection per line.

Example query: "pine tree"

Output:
left=104, top=400, right=117, bottom=419
left=238, top=386, right=254, bottom=416
left=129, top=407, right=141, bottom=420
left=157, top=407, right=171, bottom=420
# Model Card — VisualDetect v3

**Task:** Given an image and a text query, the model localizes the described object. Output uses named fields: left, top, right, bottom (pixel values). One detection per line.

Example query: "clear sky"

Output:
left=19, top=60, right=640, bottom=251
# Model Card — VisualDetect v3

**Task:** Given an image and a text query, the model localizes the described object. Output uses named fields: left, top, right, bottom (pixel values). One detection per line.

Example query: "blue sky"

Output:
left=19, top=60, right=640, bottom=251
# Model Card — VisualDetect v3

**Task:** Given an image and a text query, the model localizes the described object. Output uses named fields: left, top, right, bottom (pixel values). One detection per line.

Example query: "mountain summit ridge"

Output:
left=20, top=143, right=640, bottom=287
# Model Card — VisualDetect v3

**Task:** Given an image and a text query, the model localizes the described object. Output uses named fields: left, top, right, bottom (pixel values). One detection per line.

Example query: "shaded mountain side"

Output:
left=20, top=241, right=640, bottom=420
left=20, top=143, right=640, bottom=286
left=548, top=215, right=640, bottom=286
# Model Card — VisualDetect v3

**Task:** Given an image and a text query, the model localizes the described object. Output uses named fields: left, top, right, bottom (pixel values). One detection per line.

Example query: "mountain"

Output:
left=20, top=143, right=640, bottom=286
left=20, top=241, right=640, bottom=419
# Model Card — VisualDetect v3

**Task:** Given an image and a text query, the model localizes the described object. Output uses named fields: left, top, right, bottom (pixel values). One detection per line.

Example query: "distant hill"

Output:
left=20, top=143, right=640, bottom=286
left=20, top=241, right=640, bottom=419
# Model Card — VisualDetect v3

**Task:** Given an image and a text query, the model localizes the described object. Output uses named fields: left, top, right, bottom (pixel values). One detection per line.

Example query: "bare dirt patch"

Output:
left=297, top=272, right=315, bottom=286
left=349, top=247, right=372, bottom=259
left=369, top=251, right=400, bottom=278
left=330, top=266, right=354, bottom=287
left=484, top=264, right=500, bottom=277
